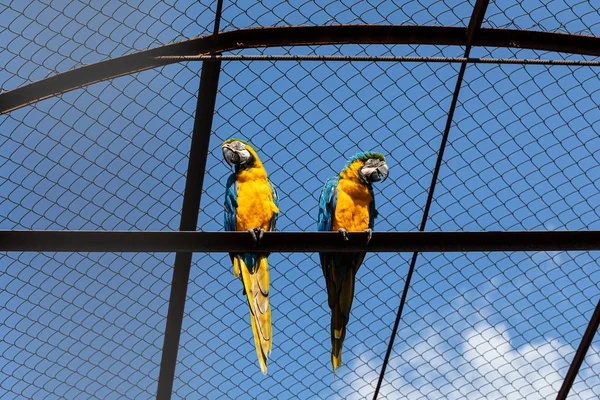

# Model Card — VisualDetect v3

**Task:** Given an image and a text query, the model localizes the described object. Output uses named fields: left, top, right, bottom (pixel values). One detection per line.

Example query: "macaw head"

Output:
left=343, top=152, right=389, bottom=184
left=221, top=138, right=259, bottom=170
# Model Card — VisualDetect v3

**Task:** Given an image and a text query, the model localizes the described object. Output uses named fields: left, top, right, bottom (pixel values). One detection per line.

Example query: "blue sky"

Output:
left=2, top=1, right=600, bottom=399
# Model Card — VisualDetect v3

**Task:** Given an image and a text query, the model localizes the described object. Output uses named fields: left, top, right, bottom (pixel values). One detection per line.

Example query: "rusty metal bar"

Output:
left=156, top=54, right=600, bottom=66
left=3, top=26, right=600, bottom=114
left=3, top=230, right=600, bottom=253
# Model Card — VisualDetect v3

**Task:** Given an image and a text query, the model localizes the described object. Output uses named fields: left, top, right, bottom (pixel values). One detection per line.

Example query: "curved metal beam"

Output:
left=1, top=25, right=600, bottom=114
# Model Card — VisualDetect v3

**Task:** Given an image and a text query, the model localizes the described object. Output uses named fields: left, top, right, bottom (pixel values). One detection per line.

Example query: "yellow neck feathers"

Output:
left=237, top=146, right=268, bottom=181
left=340, top=160, right=364, bottom=183
left=338, top=160, right=371, bottom=199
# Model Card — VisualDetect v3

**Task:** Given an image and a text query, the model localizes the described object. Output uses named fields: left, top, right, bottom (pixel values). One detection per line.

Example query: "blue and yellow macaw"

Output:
left=222, top=138, right=279, bottom=374
left=318, top=152, right=389, bottom=372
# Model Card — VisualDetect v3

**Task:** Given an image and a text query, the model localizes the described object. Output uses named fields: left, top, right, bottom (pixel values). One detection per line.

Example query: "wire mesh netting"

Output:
left=1, top=252, right=172, bottom=398
left=1, top=64, right=198, bottom=231
left=384, top=251, right=600, bottom=399
left=1, top=62, right=200, bottom=397
left=219, top=0, right=473, bottom=31
left=0, top=1, right=216, bottom=91
left=2, top=0, right=600, bottom=399
left=485, top=2, right=600, bottom=35
left=382, top=60, right=600, bottom=399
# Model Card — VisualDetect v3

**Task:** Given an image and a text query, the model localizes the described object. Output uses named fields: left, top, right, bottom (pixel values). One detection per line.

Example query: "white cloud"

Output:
left=331, top=322, right=600, bottom=399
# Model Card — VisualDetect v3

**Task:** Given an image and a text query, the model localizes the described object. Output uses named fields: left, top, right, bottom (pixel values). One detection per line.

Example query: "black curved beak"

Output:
left=222, top=145, right=239, bottom=166
left=377, top=164, right=389, bottom=182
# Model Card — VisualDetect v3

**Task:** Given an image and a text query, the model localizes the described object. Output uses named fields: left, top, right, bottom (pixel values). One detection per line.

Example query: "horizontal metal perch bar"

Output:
left=2, top=230, right=600, bottom=253
left=157, top=54, right=600, bottom=66
left=3, top=25, right=600, bottom=114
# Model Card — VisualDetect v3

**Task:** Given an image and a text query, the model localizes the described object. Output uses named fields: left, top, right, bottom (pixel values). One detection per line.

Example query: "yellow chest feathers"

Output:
left=332, top=162, right=373, bottom=231
left=235, top=167, right=279, bottom=231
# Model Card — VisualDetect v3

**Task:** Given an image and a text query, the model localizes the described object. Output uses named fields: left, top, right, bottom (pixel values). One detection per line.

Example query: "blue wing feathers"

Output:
left=318, top=175, right=339, bottom=273
left=318, top=176, right=339, bottom=233
left=224, top=173, right=238, bottom=232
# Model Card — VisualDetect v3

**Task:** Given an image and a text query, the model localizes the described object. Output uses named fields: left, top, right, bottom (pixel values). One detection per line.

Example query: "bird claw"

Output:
left=247, top=229, right=257, bottom=245
left=338, top=228, right=349, bottom=241
left=248, top=228, right=265, bottom=247
left=256, top=227, right=264, bottom=244
left=364, top=228, right=373, bottom=245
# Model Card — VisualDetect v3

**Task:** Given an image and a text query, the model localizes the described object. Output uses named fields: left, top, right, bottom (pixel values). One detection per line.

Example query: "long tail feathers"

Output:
left=239, top=255, right=272, bottom=374
left=233, top=257, right=241, bottom=278
left=330, top=266, right=357, bottom=373
left=331, top=305, right=345, bottom=373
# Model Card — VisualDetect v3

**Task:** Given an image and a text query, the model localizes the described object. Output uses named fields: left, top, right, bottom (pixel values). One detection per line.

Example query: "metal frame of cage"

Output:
left=1, top=1, right=599, bottom=399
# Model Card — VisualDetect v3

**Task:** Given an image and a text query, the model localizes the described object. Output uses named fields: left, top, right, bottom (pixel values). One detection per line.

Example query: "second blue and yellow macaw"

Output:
left=222, top=138, right=279, bottom=374
left=318, top=152, right=389, bottom=372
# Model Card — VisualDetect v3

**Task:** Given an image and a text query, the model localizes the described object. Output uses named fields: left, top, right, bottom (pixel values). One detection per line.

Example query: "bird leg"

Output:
left=338, top=228, right=349, bottom=241
left=247, top=227, right=265, bottom=246
left=363, top=228, right=373, bottom=245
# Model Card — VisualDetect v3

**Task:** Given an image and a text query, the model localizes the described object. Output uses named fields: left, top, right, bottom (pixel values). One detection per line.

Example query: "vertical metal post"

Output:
left=155, top=60, right=222, bottom=400
left=156, top=2, right=224, bottom=398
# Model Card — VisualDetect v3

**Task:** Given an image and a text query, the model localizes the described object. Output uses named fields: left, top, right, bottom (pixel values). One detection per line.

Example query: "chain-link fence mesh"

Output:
left=2, top=1, right=600, bottom=399
left=0, top=1, right=216, bottom=91
left=0, top=61, right=200, bottom=397
left=1, top=64, right=197, bottom=231
left=219, top=0, right=473, bottom=31
left=1, top=252, right=173, bottom=398
left=485, top=1, right=600, bottom=35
